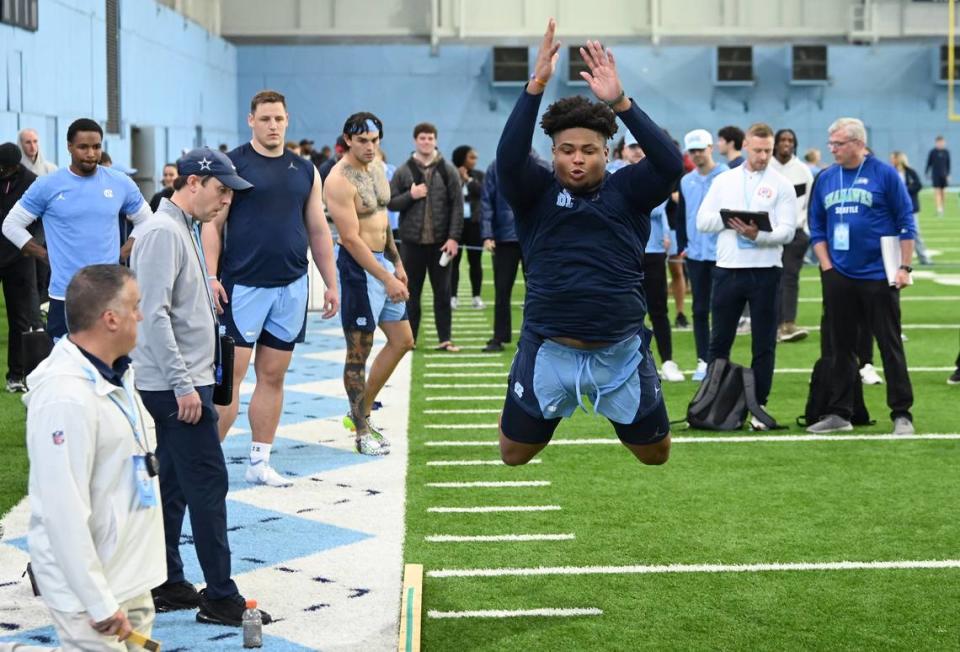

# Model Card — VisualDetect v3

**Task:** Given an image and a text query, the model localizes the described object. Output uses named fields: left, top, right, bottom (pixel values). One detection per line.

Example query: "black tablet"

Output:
left=720, top=209, right=773, bottom=232
left=794, top=183, right=807, bottom=198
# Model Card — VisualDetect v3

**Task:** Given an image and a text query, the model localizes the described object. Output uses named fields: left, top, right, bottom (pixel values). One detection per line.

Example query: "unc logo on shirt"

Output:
left=513, top=381, right=524, bottom=399
left=103, top=189, right=114, bottom=198
left=757, top=185, right=774, bottom=199
left=556, top=189, right=573, bottom=208
left=356, top=317, right=368, bottom=327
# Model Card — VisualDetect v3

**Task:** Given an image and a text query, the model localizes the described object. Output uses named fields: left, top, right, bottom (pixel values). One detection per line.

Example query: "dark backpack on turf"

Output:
left=686, top=359, right=779, bottom=431
left=798, top=357, right=874, bottom=427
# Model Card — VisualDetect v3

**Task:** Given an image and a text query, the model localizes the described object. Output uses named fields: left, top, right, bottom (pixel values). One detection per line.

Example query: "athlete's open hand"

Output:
left=385, top=276, right=409, bottom=303
left=579, top=40, right=625, bottom=106
left=210, top=278, right=228, bottom=315
left=322, top=287, right=339, bottom=319
left=532, top=19, right=561, bottom=88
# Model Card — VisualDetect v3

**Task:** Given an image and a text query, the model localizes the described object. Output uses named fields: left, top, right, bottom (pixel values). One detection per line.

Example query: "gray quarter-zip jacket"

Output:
left=131, top=197, right=217, bottom=396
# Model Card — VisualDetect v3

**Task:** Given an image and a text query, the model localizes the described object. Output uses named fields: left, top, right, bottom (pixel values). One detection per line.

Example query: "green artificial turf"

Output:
left=406, top=190, right=960, bottom=650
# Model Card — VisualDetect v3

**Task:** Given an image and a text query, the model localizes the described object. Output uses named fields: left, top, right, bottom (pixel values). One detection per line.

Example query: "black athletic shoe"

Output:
left=196, top=590, right=272, bottom=627
left=482, top=340, right=504, bottom=353
left=949, top=369, right=960, bottom=385
left=674, top=313, right=690, bottom=329
left=152, top=581, right=200, bottom=612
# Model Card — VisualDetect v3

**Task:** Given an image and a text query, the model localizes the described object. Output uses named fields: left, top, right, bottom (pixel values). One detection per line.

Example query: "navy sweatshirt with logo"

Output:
left=496, top=89, right=683, bottom=342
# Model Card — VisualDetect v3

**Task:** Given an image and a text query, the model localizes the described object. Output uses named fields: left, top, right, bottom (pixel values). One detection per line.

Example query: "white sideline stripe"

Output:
left=424, top=409, right=502, bottom=415
left=426, top=459, right=541, bottom=466
left=426, top=533, right=573, bottom=542
left=429, top=505, right=561, bottom=513
left=424, top=423, right=498, bottom=429
left=425, top=383, right=504, bottom=388
left=796, top=295, right=960, bottom=302
left=676, top=366, right=955, bottom=375
left=425, top=362, right=506, bottom=368
left=428, top=559, right=960, bottom=579
left=423, top=433, right=960, bottom=446
left=425, top=372, right=506, bottom=378
left=427, top=607, right=600, bottom=619
left=422, top=353, right=506, bottom=358
left=425, top=395, right=503, bottom=401
left=426, top=481, right=551, bottom=488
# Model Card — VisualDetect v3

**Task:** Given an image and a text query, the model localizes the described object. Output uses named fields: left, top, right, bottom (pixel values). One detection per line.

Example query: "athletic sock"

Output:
left=250, top=442, right=272, bottom=465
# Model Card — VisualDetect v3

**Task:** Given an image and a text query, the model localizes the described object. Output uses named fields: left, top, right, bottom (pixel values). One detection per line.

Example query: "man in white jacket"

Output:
left=697, top=123, right=798, bottom=420
left=24, top=264, right=165, bottom=650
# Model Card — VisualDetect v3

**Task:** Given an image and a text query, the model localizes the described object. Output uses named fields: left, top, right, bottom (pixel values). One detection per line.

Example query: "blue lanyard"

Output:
left=107, top=381, right=146, bottom=451
left=837, top=159, right=865, bottom=223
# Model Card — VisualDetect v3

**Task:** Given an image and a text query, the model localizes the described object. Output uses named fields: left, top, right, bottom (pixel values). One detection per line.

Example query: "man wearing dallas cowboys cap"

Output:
left=130, top=148, right=272, bottom=627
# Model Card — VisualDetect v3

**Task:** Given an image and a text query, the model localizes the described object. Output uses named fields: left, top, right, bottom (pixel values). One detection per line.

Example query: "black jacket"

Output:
left=902, top=165, right=922, bottom=214
left=0, top=164, right=37, bottom=267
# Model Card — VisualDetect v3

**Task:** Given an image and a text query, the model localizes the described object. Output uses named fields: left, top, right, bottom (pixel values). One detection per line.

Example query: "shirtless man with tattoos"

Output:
left=324, top=113, right=414, bottom=455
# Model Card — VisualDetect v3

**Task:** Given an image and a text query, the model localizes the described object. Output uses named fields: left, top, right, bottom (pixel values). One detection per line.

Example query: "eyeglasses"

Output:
left=827, top=139, right=855, bottom=149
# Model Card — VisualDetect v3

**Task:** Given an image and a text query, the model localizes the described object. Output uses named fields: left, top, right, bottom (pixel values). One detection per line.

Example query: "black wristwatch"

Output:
left=899, top=265, right=913, bottom=273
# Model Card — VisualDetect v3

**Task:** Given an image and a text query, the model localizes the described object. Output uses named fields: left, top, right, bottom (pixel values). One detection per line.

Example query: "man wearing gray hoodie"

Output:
left=130, top=148, right=270, bottom=628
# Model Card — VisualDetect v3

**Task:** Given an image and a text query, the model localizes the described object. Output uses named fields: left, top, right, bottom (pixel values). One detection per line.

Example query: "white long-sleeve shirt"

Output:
left=769, top=154, right=815, bottom=231
left=24, top=338, right=165, bottom=621
left=696, top=163, right=798, bottom=269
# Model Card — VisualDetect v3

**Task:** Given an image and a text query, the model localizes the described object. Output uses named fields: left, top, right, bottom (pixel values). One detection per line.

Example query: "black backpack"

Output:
left=798, top=357, right=874, bottom=427
left=686, top=359, right=779, bottom=431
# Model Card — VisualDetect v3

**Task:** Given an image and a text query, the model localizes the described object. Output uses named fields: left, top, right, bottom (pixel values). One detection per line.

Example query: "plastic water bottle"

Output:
left=242, top=599, right=262, bottom=648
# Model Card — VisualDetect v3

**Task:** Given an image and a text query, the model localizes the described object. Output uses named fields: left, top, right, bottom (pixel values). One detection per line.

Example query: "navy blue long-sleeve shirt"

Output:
left=496, top=89, right=683, bottom=342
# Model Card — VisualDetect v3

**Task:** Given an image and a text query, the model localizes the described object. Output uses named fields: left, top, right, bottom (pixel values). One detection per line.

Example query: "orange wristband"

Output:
left=529, top=76, right=548, bottom=89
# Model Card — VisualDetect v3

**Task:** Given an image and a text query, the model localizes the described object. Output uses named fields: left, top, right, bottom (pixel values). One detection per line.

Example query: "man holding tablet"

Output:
left=696, top=123, right=797, bottom=421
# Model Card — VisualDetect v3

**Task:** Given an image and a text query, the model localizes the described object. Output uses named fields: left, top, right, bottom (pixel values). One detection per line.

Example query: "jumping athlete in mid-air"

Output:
left=495, top=19, right=684, bottom=467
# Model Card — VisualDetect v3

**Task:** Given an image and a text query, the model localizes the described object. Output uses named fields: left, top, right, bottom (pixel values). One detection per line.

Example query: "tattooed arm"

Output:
left=383, top=226, right=407, bottom=286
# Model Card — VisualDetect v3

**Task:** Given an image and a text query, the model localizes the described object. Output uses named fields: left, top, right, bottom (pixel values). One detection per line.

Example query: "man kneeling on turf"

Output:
left=496, top=20, right=683, bottom=465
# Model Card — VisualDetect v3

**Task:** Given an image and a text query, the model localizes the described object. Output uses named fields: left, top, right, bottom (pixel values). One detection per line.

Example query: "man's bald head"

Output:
left=18, top=129, right=39, bottom=161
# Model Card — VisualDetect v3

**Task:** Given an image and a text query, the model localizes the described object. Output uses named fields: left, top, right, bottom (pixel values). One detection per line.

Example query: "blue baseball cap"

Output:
left=176, top=147, right=253, bottom=190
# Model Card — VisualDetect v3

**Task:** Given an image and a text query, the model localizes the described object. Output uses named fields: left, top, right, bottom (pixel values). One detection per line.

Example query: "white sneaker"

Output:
left=472, top=296, right=485, bottom=309
left=660, top=360, right=684, bottom=382
left=692, top=359, right=708, bottom=382
left=450, top=296, right=459, bottom=310
left=245, top=462, right=293, bottom=487
left=859, top=363, right=883, bottom=385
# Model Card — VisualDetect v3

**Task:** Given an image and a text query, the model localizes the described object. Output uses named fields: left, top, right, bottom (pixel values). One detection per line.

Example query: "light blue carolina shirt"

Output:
left=19, top=166, right=145, bottom=298
left=645, top=201, right=671, bottom=254
left=680, top=163, right=728, bottom=261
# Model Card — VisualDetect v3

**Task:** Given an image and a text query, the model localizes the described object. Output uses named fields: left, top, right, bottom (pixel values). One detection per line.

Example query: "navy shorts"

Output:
left=501, top=329, right=670, bottom=446
left=337, top=245, right=408, bottom=332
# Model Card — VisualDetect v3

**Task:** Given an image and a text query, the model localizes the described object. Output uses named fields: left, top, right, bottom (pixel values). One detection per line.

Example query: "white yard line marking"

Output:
left=426, top=533, right=573, bottom=542
left=425, top=481, right=551, bottom=488
left=424, top=372, right=506, bottom=378
left=423, top=353, right=506, bottom=358
left=424, top=433, right=960, bottom=446
left=428, top=559, right=960, bottom=579
left=424, top=409, right=502, bottom=415
left=425, top=362, right=506, bottom=368
left=426, top=459, right=541, bottom=466
left=424, top=383, right=504, bottom=389
left=796, top=295, right=960, bottom=302
left=424, top=423, right=499, bottom=430
left=428, top=505, right=561, bottom=513
left=425, top=396, right=504, bottom=401
left=676, top=366, right=956, bottom=375
left=427, top=607, right=600, bottom=619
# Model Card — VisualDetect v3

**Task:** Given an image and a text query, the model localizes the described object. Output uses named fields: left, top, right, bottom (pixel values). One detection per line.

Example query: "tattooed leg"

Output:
left=344, top=329, right=374, bottom=438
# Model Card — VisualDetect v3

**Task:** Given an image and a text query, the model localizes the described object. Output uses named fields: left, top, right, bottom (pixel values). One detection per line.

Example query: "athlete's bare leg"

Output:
left=344, top=330, right=375, bottom=436
left=216, top=345, right=254, bottom=442
left=623, top=434, right=671, bottom=465
left=249, top=343, right=294, bottom=445
left=668, top=259, right=687, bottom=317
left=363, top=319, right=415, bottom=417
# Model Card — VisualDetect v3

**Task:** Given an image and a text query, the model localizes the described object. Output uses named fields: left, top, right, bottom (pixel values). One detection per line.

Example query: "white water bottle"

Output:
left=242, top=599, right=263, bottom=648
left=439, top=250, right=452, bottom=267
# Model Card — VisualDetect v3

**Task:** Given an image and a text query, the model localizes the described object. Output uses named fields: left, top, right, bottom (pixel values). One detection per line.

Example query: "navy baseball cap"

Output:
left=177, top=147, right=253, bottom=190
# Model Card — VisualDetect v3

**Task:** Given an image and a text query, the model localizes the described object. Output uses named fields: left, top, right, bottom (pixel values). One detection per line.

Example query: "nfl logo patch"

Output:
left=51, top=430, right=64, bottom=445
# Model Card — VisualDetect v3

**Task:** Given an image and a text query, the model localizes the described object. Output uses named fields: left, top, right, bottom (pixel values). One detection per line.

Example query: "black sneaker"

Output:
left=482, top=340, right=504, bottom=353
left=152, top=581, right=200, bottom=612
left=196, top=590, right=272, bottom=627
left=674, top=313, right=690, bottom=329
left=949, top=369, right=960, bottom=385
